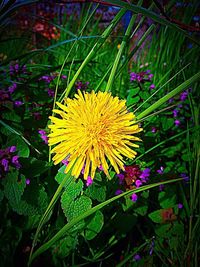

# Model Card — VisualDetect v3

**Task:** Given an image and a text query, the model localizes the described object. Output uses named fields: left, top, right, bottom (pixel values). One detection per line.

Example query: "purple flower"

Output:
left=135, top=179, right=142, bottom=188
left=133, top=254, right=141, bottom=261
left=62, top=159, right=69, bottom=166
left=131, top=193, right=138, bottom=202
left=157, top=166, right=164, bottom=174
left=115, top=189, right=123, bottom=195
left=148, top=74, right=153, bottom=79
left=149, top=84, right=155, bottom=89
left=26, top=179, right=31, bottom=185
left=61, top=75, right=67, bottom=79
left=181, top=173, right=189, bottom=182
left=151, top=127, right=157, bottom=133
left=1, top=159, right=9, bottom=172
left=159, top=184, right=165, bottom=191
left=86, top=176, right=93, bottom=187
left=174, top=119, right=181, bottom=126
left=9, top=146, right=16, bottom=153
left=38, top=129, right=48, bottom=144
left=14, top=100, right=23, bottom=107
left=98, top=165, right=104, bottom=171
left=139, top=168, right=150, bottom=181
left=11, top=155, right=21, bottom=169
left=47, top=89, right=55, bottom=97
left=117, top=173, right=125, bottom=184
left=172, top=109, right=179, bottom=117
left=8, top=83, right=17, bottom=93
left=168, top=98, right=174, bottom=103
left=180, top=90, right=188, bottom=101
left=178, top=203, right=183, bottom=209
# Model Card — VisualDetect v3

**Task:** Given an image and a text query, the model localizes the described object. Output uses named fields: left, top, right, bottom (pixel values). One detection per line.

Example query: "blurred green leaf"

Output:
left=85, top=210, right=104, bottom=240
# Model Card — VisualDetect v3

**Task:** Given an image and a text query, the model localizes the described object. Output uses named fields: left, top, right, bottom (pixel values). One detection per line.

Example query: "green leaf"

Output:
left=3, top=171, right=26, bottom=205
left=63, top=196, right=92, bottom=222
left=135, top=205, right=148, bottom=216
left=148, top=209, right=163, bottom=223
left=52, top=234, right=78, bottom=258
left=2, top=111, right=21, bottom=122
left=7, top=135, right=30, bottom=157
left=161, top=117, right=174, bottom=131
left=158, top=191, right=176, bottom=208
left=85, top=211, right=104, bottom=240
left=20, top=157, right=50, bottom=177
left=85, top=182, right=106, bottom=202
left=12, top=200, right=38, bottom=216
left=127, top=95, right=140, bottom=106
left=37, top=187, right=48, bottom=214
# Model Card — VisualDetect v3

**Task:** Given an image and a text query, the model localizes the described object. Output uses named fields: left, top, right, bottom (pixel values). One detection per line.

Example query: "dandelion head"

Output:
left=48, top=90, right=142, bottom=180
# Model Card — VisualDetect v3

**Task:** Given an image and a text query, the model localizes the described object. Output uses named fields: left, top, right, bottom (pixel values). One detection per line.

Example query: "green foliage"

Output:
left=84, top=210, right=104, bottom=240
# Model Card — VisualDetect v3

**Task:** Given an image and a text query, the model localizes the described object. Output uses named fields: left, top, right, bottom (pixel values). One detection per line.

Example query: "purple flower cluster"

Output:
left=38, top=130, right=48, bottom=144
left=115, top=165, right=151, bottom=202
left=130, top=70, right=155, bottom=89
left=9, top=63, right=27, bottom=76
left=75, top=81, right=89, bottom=91
left=0, top=146, right=21, bottom=177
left=170, top=89, right=191, bottom=127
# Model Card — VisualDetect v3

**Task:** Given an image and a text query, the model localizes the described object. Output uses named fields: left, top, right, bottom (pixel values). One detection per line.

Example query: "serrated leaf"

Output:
left=53, top=234, right=78, bottom=258
left=148, top=209, right=163, bottom=223
left=3, top=171, right=26, bottom=205
left=85, top=211, right=104, bottom=240
left=12, top=200, right=38, bottom=216
left=63, top=196, right=92, bottom=222
left=7, top=135, right=30, bottom=157
left=85, top=182, right=106, bottom=202
left=127, top=95, right=140, bottom=106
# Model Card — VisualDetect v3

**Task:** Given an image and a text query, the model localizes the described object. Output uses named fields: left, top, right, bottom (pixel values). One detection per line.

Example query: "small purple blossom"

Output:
left=11, top=155, right=21, bottom=169
left=148, top=74, right=153, bottom=79
left=159, top=184, right=165, bottom=191
left=98, top=165, right=104, bottom=171
left=115, top=189, right=123, bottom=195
left=174, top=119, right=181, bottom=126
left=38, top=129, right=48, bottom=144
left=157, top=166, right=164, bottom=174
left=86, top=176, right=93, bottom=187
left=62, top=159, right=69, bottom=166
left=139, top=168, right=150, bottom=182
left=135, top=179, right=142, bottom=188
left=117, top=173, right=125, bottom=184
left=133, top=254, right=141, bottom=261
left=181, top=173, right=190, bottom=182
left=149, top=84, right=155, bottom=89
left=47, top=89, right=55, bottom=97
left=172, top=109, right=179, bottom=118
left=9, top=146, right=16, bottom=153
left=178, top=203, right=183, bottom=209
left=26, top=179, right=31, bottom=185
left=1, top=159, right=9, bottom=172
left=151, top=127, right=157, bottom=133
left=180, top=90, right=188, bottom=101
left=8, top=83, right=17, bottom=94
left=14, top=100, right=23, bottom=107
left=168, top=98, right=174, bottom=103
left=131, top=193, right=138, bottom=202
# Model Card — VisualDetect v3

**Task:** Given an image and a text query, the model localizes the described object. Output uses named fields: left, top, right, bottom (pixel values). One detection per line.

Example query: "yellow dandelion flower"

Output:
left=48, top=90, right=142, bottom=180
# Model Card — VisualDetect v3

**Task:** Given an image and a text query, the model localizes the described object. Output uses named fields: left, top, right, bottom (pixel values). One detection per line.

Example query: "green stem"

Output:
left=136, top=71, right=200, bottom=120
left=105, top=13, right=136, bottom=92
left=62, top=8, right=126, bottom=99
left=28, top=171, right=75, bottom=264
left=28, top=178, right=183, bottom=266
